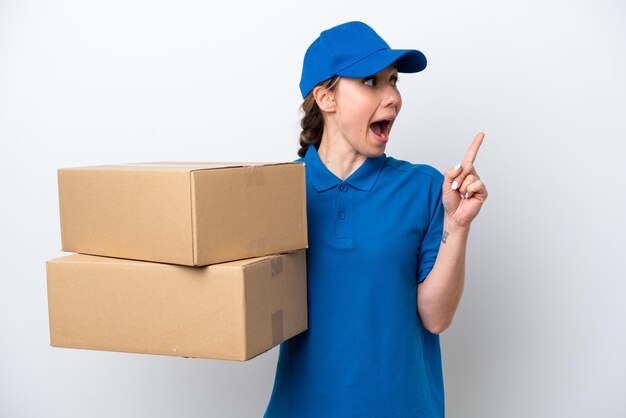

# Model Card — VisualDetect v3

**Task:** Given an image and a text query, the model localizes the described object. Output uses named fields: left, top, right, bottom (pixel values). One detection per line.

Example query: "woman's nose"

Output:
left=383, top=85, right=401, bottom=109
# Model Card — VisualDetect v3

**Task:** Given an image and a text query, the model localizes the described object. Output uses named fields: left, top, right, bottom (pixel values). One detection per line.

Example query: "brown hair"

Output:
left=297, top=76, right=340, bottom=158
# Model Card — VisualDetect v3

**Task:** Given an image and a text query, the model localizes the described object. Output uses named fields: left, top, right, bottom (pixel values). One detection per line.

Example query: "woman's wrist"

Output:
left=442, top=215, right=471, bottom=238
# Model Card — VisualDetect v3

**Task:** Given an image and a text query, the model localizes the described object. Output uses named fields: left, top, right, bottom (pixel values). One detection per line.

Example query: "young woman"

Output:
left=264, top=21, right=488, bottom=418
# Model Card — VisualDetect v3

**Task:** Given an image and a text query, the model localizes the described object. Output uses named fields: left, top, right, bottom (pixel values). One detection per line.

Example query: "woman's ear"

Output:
left=313, top=86, right=336, bottom=113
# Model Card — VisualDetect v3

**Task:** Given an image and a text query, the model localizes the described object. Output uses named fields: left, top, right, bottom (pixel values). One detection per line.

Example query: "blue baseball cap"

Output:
left=299, top=21, right=427, bottom=98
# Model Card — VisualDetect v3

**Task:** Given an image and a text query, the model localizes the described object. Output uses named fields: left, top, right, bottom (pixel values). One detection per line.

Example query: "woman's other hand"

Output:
left=442, top=132, right=488, bottom=229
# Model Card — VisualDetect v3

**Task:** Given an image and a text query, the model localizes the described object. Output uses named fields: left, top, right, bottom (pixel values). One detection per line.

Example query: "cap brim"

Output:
left=336, top=49, right=427, bottom=78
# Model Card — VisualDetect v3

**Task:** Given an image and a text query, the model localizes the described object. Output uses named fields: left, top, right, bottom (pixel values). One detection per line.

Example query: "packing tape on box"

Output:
left=272, top=309, right=284, bottom=346
left=116, top=163, right=245, bottom=168
left=244, top=166, right=265, bottom=186
left=271, top=257, right=283, bottom=277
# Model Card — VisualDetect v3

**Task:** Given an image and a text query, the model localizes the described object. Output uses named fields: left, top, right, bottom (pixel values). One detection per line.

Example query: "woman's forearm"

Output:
left=416, top=132, right=487, bottom=334
left=416, top=215, right=470, bottom=334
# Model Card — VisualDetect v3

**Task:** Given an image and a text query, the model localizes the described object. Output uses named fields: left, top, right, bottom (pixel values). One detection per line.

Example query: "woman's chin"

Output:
left=362, top=143, right=387, bottom=158
left=365, top=134, right=388, bottom=156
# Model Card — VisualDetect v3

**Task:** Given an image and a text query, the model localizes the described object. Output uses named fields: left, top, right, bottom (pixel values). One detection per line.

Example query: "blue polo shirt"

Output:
left=264, top=145, right=445, bottom=418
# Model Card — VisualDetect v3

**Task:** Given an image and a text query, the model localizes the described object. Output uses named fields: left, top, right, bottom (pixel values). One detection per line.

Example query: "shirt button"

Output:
left=337, top=211, right=345, bottom=220
left=339, top=184, right=348, bottom=192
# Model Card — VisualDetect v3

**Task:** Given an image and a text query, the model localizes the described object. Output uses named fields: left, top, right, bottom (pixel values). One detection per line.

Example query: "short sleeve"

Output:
left=416, top=171, right=445, bottom=283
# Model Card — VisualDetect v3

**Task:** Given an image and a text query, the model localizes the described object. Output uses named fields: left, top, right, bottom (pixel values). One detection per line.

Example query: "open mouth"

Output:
left=369, top=118, right=393, bottom=141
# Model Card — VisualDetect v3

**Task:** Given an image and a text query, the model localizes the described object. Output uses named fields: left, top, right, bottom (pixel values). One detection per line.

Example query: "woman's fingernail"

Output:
left=454, top=162, right=462, bottom=170
left=451, top=180, right=459, bottom=190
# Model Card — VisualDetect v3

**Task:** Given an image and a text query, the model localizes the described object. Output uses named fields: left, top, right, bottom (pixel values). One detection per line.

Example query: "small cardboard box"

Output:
left=46, top=250, right=307, bottom=361
left=58, top=162, right=307, bottom=266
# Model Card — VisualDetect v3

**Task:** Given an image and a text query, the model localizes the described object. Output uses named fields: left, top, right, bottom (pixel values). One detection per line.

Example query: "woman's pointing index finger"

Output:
left=464, top=132, right=485, bottom=163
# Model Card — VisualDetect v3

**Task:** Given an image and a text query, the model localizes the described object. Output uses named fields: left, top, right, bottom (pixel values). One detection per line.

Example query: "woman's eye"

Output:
left=363, top=77, right=376, bottom=87
left=391, top=77, right=399, bottom=86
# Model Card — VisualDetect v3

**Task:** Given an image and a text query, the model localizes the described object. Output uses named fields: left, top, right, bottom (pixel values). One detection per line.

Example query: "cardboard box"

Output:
left=46, top=250, right=307, bottom=361
left=58, top=162, right=307, bottom=266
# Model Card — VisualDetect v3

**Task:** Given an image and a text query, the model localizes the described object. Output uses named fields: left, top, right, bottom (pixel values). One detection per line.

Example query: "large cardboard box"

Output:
left=58, top=162, right=307, bottom=266
left=46, top=250, right=307, bottom=361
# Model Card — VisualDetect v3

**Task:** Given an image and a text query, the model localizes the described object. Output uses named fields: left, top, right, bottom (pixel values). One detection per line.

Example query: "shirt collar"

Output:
left=304, top=145, right=386, bottom=192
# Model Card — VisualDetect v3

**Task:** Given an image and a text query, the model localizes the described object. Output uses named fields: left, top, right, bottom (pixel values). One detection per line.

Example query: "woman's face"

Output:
left=329, top=64, right=402, bottom=158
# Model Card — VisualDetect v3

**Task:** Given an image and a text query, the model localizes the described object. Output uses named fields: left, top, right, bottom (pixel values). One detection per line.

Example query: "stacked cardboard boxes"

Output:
left=46, top=162, right=308, bottom=361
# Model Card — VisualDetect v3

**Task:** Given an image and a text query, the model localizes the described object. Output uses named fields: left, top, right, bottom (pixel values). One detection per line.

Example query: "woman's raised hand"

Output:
left=442, top=132, right=488, bottom=229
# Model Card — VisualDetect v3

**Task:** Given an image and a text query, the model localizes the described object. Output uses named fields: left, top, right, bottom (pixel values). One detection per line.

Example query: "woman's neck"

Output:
left=317, top=134, right=367, bottom=181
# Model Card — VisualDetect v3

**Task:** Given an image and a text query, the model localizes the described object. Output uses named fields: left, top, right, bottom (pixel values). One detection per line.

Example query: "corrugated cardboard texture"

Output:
left=46, top=250, right=307, bottom=361
left=241, top=252, right=308, bottom=358
left=58, top=168, right=193, bottom=265
left=58, top=162, right=307, bottom=266
left=192, top=164, right=308, bottom=265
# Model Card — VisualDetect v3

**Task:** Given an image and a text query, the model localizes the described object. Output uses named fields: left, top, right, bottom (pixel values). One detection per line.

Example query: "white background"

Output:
left=1, top=1, right=625, bottom=417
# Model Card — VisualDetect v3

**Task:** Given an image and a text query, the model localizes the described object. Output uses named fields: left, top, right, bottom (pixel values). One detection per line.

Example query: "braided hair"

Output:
left=297, top=76, right=340, bottom=158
